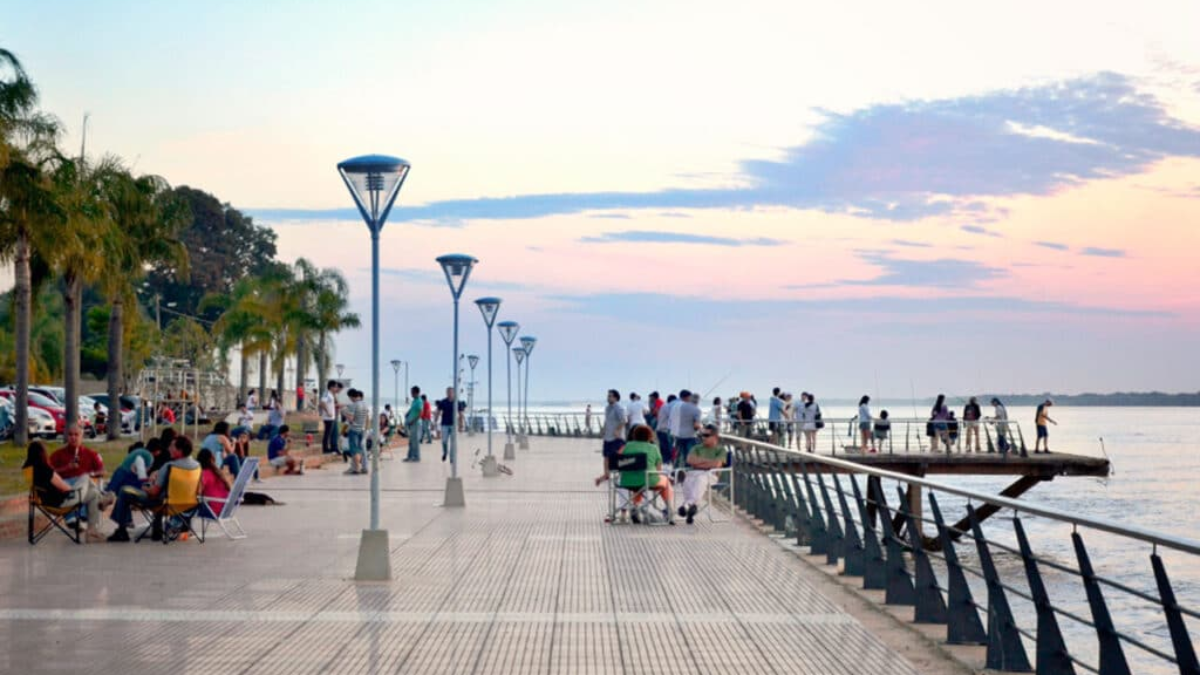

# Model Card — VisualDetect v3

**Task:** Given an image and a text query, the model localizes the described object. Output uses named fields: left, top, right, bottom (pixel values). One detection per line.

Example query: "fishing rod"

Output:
left=701, top=370, right=734, bottom=400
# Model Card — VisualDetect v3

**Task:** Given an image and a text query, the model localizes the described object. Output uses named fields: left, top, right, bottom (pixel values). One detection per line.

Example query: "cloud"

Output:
left=248, top=73, right=1200, bottom=224
left=1080, top=247, right=1127, bottom=258
left=1035, top=241, right=1070, bottom=251
left=961, top=224, right=1003, bottom=238
left=587, top=213, right=631, bottom=220
left=890, top=239, right=932, bottom=248
left=791, top=251, right=1007, bottom=289
left=578, top=231, right=785, bottom=247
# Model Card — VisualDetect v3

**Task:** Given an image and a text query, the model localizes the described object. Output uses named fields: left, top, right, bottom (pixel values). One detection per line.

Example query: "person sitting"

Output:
left=268, top=425, right=304, bottom=475
left=618, top=424, right=673, bottom=524
left=49, top=425, right=106, bottom=486
left=872, top=410, right=891, bottom=453
left=257, top=404, right=284, bottom=440
left=25, top=441, right=109, bottom=542
left=158, top=403, right=176, bottom=425
left=201, top=421, right=238, bottom=473
left=196, top=448, right=232, bottom=518
left=232, top=404, right=254, bottom=438
left=122, top=436, right=199, bottom=541
left=679, top=424, right=727, bottom=524
left=93, top=402, right=108, bottom=436
left=106, top=439, right=160, bottom=542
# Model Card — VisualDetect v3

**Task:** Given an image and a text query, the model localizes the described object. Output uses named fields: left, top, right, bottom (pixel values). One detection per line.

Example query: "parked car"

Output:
left=30, top=385, right=66, bottom=406
left=89, top=394, right=142, bottom=432
left=26, top=406, right=58, bottom=439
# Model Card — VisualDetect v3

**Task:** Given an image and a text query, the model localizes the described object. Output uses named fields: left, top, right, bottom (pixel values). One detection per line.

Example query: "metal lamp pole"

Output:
left=519, top=336, right=537, bottom=447
left=337, top=154, right=410, bottom=582
left=474, top=299, right=502, bottom=476
left=497, top=321, right=519, bottom=459
left=390, top=359, right=401, bottom=421
left=466, top=355, right=479, bottom=436
left=513, top=347, right=526, bottom=446
left=436, top=254, right=477, bottom=508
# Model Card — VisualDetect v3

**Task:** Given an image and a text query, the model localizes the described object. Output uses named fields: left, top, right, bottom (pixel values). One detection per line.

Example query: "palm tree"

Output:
left=0, top=48, right=59, bottom=445
left=98, top=167, right=189, bottom=439
left=311, top=268, right=359, bottom=393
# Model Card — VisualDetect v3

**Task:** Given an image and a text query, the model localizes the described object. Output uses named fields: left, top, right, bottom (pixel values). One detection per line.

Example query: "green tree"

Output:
left=311, top=268, right=359, bottom=394
left=0, top=47, right=60, bottom=444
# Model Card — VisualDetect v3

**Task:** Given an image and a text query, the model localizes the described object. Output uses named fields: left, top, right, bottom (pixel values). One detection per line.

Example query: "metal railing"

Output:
left=503, top=413, right=1033, bottom=456
left=724, top=435, right=1200, bottom=675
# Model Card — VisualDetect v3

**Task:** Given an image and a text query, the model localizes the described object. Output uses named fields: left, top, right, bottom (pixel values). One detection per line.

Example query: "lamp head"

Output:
left=519, top=336, right=537, bottom=356
left=390, top=359, right=401, bottom=372
left=512, top=347, right=526, bottom=365
left=497, top=321, right=520, bottom=346
left=475, top=297, right=502, bottom=328
left=436, top=253, right=478, bottom=299
left=468, top=354, right=480, bottom=370
left=336, top=154, right=410, bottom=230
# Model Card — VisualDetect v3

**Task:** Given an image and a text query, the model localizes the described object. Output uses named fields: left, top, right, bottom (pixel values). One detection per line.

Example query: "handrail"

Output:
left=726, top=435, right=1200, bottom=556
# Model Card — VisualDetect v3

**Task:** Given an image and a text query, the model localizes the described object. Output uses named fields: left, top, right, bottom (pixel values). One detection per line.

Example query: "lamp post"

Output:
left=519, top=336, right=537, bottom=448
left=497, top=320, right=519, bottom=460
left=337, top=153, right=410, bottom=582
left=436, top=253, right=477, bottom=507
left=390, top=359, right=402, bottom=422
left=475, top=298, right=502, bottom=476
left=466, top=354, right=479, bottom=437
left=513, top=347, right=526, bottom=446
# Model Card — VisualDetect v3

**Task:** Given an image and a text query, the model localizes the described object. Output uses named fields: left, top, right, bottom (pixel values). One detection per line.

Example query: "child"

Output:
left=947, top=412, right=960, bottom=452
left=872, top=410, right=891, bottom=453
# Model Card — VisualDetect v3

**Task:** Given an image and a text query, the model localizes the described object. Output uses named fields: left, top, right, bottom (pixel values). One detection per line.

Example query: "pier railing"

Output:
left=504, top=413, right=1033, bottom=456
left=724, top=434, right=1200, bottom=675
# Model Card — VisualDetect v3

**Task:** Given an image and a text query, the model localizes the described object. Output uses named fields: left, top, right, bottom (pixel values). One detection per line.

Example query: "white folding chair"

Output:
left=200, top=457, right=258, bottom=540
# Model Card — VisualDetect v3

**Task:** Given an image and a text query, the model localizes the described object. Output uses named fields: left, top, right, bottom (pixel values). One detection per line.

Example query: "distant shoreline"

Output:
left=526, top=392, right=1200, bottom=408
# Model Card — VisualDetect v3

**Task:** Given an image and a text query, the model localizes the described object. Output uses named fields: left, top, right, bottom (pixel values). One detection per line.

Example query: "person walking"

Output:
left=1034, top=399, right=1057, bottom=454
left=404, top=386, right=423, bottom=462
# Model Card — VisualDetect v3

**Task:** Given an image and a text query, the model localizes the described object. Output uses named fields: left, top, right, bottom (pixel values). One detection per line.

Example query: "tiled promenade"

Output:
left=0, top=435, right=930, bottom=674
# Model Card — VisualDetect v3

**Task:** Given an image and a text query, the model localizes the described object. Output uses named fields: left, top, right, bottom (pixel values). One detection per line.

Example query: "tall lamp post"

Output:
left=389, top=359, right=402, bottom=421
left=519, top=336, right=537, bottom=447
left=474, top=298, right=502, bottom=477
left=337, top=154, right=410, bottom=582
left=513, top=347, right=526, bottom=447
left=497, top=321, right=520, bottom=459
left=466, top=355, right=479, bottom=436
left=436, top=253, right=477, bottom=507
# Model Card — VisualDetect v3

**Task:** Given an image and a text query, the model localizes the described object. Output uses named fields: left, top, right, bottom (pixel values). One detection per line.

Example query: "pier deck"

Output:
left=0, top=435, right=958, bottom=674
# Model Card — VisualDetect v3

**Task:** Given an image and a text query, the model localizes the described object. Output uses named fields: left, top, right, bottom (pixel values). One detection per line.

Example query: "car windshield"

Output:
left=28, top=392, right=61, bottom=407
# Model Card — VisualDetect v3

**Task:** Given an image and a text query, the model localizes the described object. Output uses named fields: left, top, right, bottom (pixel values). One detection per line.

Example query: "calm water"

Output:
left=528, top=403, right=1200, bottom=672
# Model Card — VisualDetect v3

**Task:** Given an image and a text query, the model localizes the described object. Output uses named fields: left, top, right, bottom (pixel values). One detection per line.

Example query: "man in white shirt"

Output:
left=320, top=380, right=342, bottom=455
left=625, top=392, right=648, bottom=433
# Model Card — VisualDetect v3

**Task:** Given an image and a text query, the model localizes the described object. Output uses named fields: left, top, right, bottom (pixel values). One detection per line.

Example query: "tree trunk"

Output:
left=316, top=331, right=328, bottom=392
left=239, top=344, right=249, bottom=404
left=258, top=351, right=267, bottom=400
left=275, top=347, right=285, bottom=408
left=106, top=296, right=123, bottom=440
left=295, top=332, right=306, bottom=413
left=13, top=232, right=31, bottom=446
left=63, top=273, right=83, bottom=430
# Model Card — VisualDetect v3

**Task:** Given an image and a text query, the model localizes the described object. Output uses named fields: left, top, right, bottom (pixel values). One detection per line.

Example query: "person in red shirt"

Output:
left=50, top=425, right=106, bottom=484
left=420, top=395, right=433, bottom=443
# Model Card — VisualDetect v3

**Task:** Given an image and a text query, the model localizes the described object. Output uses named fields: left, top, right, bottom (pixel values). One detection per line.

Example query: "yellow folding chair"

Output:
left=134, top=465, right=204, bottom=544
left=24, top=467, right=85, bottom=545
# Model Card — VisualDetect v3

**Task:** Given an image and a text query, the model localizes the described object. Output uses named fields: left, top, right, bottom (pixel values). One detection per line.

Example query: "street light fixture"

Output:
left=337, top=153, right=411, bottom=582
left=436, top=253, right=477, bottom=508
left=390, top=359, right=402, bottom=420
left=466, top=355, right=479, bottom=437
left=519, top=336, right=537, bottom=448
left=496, top=320, right=519, bottom=460
left=513, top=346, right=526, bottom=445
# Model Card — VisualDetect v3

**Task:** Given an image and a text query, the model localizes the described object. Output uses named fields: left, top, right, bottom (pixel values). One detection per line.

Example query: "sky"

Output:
left=5, top=0, right=1200, bottom=401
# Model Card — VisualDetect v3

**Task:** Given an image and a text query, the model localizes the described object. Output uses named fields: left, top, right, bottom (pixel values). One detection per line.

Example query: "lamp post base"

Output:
left=503, top=441, right=516, bottom=460
left=481, top=454, right=500, bottom=477
left=518, top=434, right=530, bottom=450
left=354, top=529, right=392, bottom=582
left=442, top=477, right=466, bottom=507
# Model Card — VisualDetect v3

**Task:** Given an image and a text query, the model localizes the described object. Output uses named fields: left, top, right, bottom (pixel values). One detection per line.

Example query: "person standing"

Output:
left=857, top=395, right=872, bottom=453
left=782, top=393, right=796, bottom=448
left=296, top=383, right=306, bottom=413
left=341, top=389, right=369, bottom=474
left=320, top=380, right=341, bottom=455
left=962, top=397, right=982, bottom=453
left=404, top=387, right=423, bottom=462
left=435, top=388, right=456, bottom=463
left=673, top=390, right=702, bottom=466
left=246, top=389, right=258, bottom=413
left=736, top=392, right=756, bottom=438
left=594, top=389, right=627, bottom=486
left=626, top=392, right=648, bottom=434
left=988, top=397, right=1011, bottom=455
left=656, top=394, right=677, bottom=463
left=768, top=387, right=784, bottom=445
left=799, top=393, right=821, bottom=453
left=930, top=394, right=950, bottom=453
left=1034, top=399, right=1057, bottom=454
left=420, top=394, right=433, bottom=443
left=584, top=404, right=593, bottom=433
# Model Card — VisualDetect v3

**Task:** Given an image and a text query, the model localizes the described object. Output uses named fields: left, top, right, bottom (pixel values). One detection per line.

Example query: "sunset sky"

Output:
left=7, top=1, right=1200, bottom=400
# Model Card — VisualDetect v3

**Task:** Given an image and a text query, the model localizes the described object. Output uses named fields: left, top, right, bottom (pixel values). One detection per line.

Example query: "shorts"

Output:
left=1037, top=425, right=1049, bottom=439
left=602, top=439, right=625, bottom=458
left=858, top=421, right=871, bottom=432
left=269, top=456, right=289, bottom=468
left=933, top=421, right=949, bottom=432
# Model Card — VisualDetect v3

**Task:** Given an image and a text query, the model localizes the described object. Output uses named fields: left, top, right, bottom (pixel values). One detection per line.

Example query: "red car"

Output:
left=0, top=390, right=70, bottom=435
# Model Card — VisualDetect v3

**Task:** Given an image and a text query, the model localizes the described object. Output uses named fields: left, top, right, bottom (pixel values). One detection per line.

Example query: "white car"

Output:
left=26, top=406, right=57, bottom=439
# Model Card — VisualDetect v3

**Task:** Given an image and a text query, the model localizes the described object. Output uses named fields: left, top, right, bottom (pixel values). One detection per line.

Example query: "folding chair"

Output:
left=24, top=467, right=85, bottom=545
left=682, top=467, right=734, bottom=523
left=134, top=465, right=204, bottom=544
left=608, top=454, right=673, bottom=525
left=200, top=457, right=258, bottom=540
